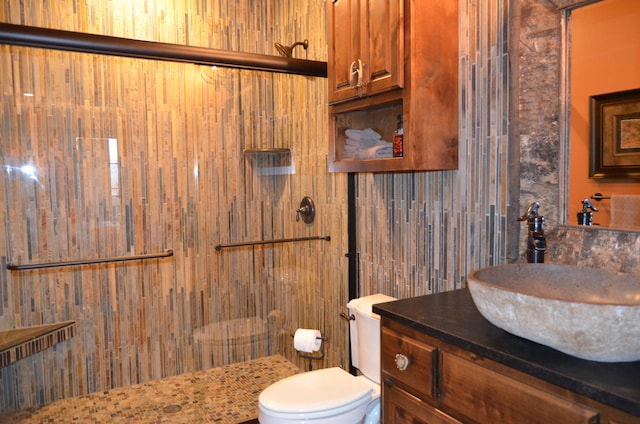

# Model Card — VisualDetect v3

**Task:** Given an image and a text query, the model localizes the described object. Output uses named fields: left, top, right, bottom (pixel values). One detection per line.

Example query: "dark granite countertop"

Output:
left=373, top=289, right=640, bottom=417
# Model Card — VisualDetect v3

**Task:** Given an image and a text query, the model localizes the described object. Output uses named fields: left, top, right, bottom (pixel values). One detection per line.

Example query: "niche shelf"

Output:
left=243, top=148, right=291, bottom=154
left=243, top=148, right=295, bottom=175
left=0, top=321, right=76, bottom=368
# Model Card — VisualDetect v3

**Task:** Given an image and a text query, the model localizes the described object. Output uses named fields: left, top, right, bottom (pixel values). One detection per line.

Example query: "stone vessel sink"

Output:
left=467, top=263, right=640, bottom=363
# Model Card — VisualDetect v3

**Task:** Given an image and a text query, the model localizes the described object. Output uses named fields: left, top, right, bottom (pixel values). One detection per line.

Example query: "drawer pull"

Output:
left=394, top=353, right=410, bottom=371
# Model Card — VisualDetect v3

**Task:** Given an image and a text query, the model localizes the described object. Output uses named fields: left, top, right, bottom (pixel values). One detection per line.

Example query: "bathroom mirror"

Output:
left=508, top=0, right=640, bottom=262
left=563, top=0, right=640, bottom=228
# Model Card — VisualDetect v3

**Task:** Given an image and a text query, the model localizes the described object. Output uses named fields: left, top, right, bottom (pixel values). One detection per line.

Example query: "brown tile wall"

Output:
left=356, top=0, right=512, bottom=298
left=0, top=0, right=348, bottom=414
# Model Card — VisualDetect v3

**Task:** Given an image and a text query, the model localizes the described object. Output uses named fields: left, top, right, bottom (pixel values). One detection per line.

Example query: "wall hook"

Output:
left=296, top=196, right=315, bottom=223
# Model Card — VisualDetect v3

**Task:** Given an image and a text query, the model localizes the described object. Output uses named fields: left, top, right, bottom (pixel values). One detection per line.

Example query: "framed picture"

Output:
left=590, top=88, right=640, bottom=179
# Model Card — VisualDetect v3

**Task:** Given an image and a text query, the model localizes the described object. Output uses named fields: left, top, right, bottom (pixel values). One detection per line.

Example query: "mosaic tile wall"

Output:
left=0, top=0, right=349, bottom=414
left=356, top=0, right=512, bottom=298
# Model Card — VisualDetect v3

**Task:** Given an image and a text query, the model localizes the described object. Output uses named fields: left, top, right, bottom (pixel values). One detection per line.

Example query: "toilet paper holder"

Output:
left=291, top=333, right=327, bottom=371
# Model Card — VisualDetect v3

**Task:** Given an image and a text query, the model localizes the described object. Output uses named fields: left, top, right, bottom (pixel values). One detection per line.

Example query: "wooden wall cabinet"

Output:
left=381, top=318, right=639, bottom=424
left=326, top=0, right=458, bottom=173
left=326, top=0, right=404, bottom=104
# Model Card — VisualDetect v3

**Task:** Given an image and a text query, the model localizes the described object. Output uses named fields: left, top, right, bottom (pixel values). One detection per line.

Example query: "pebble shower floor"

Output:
left=0, top=355, right=299, bottom=423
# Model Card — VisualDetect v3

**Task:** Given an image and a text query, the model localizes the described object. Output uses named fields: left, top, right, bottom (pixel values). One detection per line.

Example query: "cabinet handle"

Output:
left=431, top=348, right=440, bottom=400
left=349, top=59, right=363, bottom=88
left=394, top=353, right=410, bottom=371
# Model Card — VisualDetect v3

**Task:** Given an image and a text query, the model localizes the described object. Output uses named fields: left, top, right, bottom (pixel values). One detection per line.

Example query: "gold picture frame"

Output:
left=590, top=88, right=640, bottom=179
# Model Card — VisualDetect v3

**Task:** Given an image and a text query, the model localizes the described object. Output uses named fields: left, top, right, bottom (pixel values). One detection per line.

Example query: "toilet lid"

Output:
left=259, top=367, right=373, bottom=414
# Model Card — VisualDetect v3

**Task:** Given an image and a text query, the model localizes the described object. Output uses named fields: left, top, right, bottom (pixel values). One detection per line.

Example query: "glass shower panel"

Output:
left=0, top=43, right=289, bottom=370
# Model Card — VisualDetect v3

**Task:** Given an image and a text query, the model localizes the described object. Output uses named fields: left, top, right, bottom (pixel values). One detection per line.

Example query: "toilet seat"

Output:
left=259, top=367, right=374, bottom=421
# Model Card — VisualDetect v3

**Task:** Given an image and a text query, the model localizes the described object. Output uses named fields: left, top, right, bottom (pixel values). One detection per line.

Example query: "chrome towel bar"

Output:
left=7, top=250, right=174, bottom=271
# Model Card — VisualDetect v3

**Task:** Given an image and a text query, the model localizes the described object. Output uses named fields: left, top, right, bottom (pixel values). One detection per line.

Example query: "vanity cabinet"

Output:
left=326, top=0, right=458, bottom=173
left=381, top=317, right=639, bottom=424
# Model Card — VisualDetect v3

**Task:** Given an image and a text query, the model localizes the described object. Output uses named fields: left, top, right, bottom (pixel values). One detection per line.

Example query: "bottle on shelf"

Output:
left=393, top=114, right=404, bottom=157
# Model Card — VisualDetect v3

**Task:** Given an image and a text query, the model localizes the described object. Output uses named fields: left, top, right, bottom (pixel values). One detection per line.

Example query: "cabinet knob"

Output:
left=394, top=353, right=409, bottom=371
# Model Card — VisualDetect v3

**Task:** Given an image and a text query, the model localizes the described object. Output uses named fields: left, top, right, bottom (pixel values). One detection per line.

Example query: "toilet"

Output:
left=258, top=294, right=396, bottom=424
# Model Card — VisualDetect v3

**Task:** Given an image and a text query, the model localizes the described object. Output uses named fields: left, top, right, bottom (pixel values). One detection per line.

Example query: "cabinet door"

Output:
left=327, top=0, right=362, bottom=104
left=327, top=0, right=404, bottom=104
left=363, top=0, right=404, bottom=97
left=440, top=352, right=600, bottom=424
left=384, top=380, right=462, bottom=424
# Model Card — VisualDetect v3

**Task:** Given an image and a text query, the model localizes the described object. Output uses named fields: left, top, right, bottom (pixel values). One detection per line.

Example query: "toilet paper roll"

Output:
left=293, top=328, right=322, bottom=353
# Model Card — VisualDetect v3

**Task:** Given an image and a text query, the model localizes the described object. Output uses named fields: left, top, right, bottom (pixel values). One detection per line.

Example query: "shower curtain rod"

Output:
left=215, top=236, right=330, bottom=251
left=0, top=23, right=327, bottom=78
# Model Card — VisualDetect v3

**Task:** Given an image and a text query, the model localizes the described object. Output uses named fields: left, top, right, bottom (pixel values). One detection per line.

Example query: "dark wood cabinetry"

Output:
left=381, top=318, right=639, bottom=424
left=327, top=0, right=404, bottom=104
left=326, top=0, right=458, bottom=172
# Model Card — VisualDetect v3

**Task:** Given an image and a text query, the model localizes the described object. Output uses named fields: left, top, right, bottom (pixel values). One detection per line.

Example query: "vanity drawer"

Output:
left=440, top=352, right=600, bottom=424
left=381, top=326, right=439, bottom=400
left=383, top=379, right=462, bottom=424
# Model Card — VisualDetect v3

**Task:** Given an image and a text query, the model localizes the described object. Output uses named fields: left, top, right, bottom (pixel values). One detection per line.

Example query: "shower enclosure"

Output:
left=0, top=1, right=349, bottom=414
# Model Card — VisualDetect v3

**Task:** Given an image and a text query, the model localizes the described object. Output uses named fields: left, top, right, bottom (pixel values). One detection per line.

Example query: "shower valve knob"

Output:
left=296, top=196, right=315, bottom=224
left=394, top=353, right=409, bottom=371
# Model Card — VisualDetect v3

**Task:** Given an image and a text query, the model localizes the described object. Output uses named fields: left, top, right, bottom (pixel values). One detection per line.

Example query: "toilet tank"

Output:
left=347, top=294, right=396, bottom=384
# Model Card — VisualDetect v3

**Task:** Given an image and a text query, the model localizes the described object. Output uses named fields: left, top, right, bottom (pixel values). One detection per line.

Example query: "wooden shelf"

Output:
left=243, top=148, right=295, bottom=175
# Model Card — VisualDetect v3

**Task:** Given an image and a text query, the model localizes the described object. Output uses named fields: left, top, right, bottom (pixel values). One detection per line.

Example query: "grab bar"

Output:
left=7, top=250, right=174, bottom=270
left=215, top=236, right=330, bottom=251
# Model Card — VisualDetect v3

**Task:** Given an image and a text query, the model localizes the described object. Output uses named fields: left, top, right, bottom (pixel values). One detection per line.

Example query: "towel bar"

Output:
left=7, top=250, right=174, bottom=270
left=215, top=236, right=330, bottom=251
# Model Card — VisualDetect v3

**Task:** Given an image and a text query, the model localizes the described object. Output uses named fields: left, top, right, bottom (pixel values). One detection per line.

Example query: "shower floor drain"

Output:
left=163, top=404, right=182, bottom=414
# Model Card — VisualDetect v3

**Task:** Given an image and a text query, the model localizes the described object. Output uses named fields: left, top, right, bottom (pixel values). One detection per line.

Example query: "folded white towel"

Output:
left=345, top=137, right=383, bottom=148
left=342, top=149, right=356, bottom=159
left=356, top=142, right=393, bottom=159
left=345, top=128, right=382, bottom=141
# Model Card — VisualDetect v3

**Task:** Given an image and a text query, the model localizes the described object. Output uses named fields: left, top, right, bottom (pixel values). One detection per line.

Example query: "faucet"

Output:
left=577, top=198, right=598, bottom=225
left=518, top=201, right=546, bottom=263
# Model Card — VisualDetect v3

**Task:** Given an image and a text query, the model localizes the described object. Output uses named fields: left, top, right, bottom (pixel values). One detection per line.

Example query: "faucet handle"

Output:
left=581, top=198, right=599, bottom=213
left=295, top=196, right=315, bottom=223
left=518, top=201, right=541, bottom=221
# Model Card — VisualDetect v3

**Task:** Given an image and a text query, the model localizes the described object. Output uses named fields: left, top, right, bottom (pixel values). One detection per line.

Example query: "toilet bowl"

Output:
left=258, top=367, right=378, bottom=424
left=258, top=294, right=396, bottom=424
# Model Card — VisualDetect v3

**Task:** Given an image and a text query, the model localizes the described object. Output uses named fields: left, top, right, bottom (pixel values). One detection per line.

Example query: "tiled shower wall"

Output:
left=1, top=0, right=521, bottom=414
left=0, top=0, right=350, bottom=413
left=357, top=0, right=512, bottom=298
